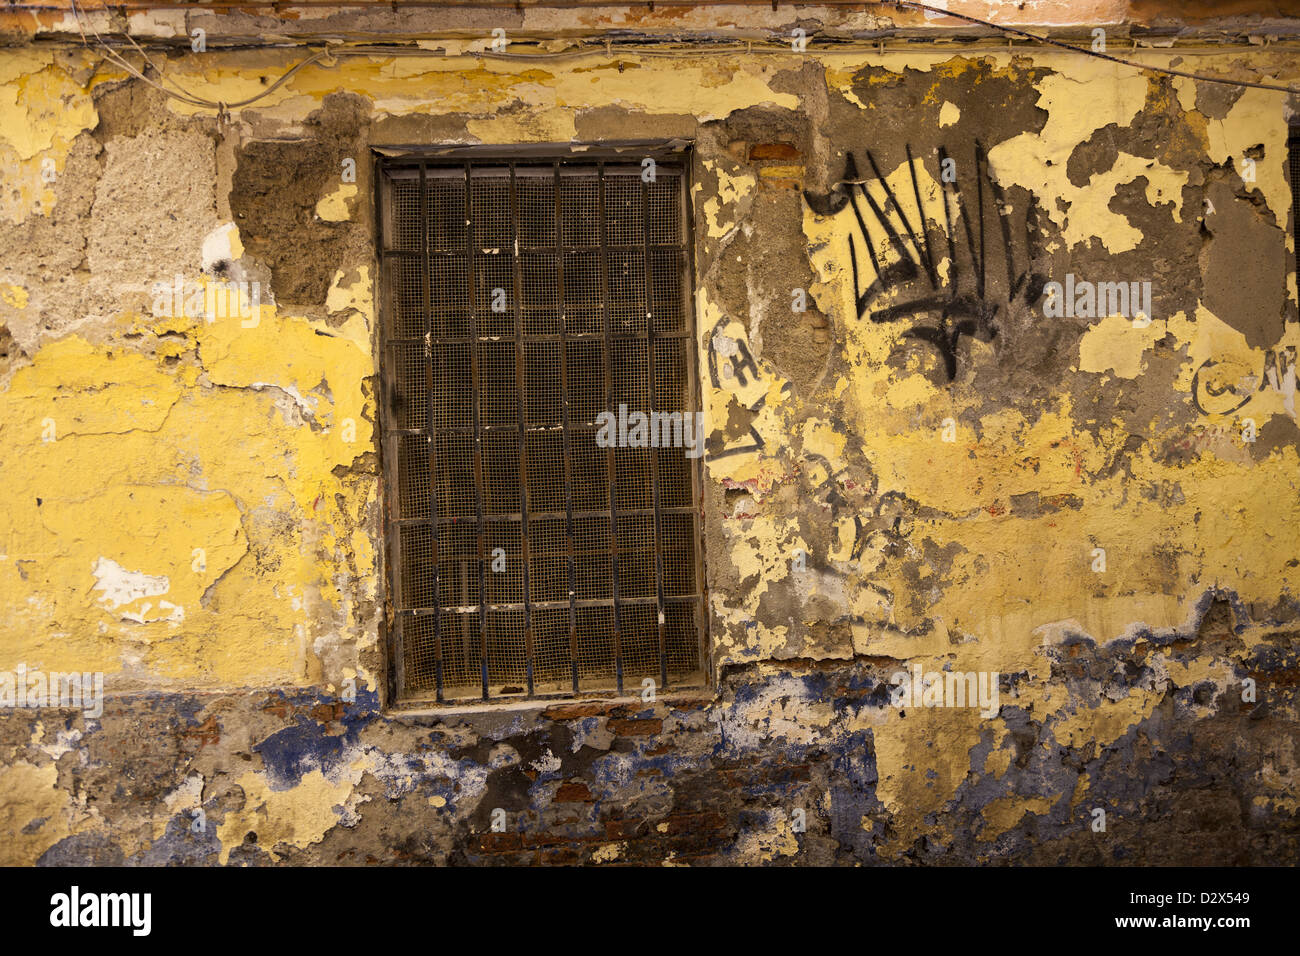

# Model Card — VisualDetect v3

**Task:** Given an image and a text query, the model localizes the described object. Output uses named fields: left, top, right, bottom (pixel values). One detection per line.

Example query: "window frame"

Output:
left=1289, top=129, right=1300, bottom=283
left=372, top=141, right=710, bottom=709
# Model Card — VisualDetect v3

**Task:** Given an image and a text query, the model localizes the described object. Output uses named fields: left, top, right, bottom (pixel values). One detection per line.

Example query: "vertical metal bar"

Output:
left=1290, top=135, right=1300, bottom=281
left=375, top=164, right=400, bottom=707
left=418, top=163, right=444, bottom=703
left=465, top=162, right=490, bottom=701
left=641, top=171, right=669, bottom=693
left=681, top=149, right=709, bottom=684
left=509, top=165, right=535, bottom=697
left=597, top=163, right=623, bottom=695
left=556, top=161, right=579, bottom=697
left=387, top=433, right=406, bottom=700
left=380, top=302, right=407, bottom=700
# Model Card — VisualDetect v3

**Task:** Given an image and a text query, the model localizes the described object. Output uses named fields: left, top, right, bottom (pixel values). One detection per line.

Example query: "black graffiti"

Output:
left=705, top=318, right=765, bottom=459
left=705, top=317, right=804, bottom=460
left=1192, top=346, right=1296, bottom=416
left=707, top=324, right=761, bottom=390
left=804, top=142, right=1044, bottom=382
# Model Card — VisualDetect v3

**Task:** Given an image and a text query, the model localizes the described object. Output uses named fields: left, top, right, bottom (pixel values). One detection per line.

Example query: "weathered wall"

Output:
left=1, top=34, right=1299, bottom=864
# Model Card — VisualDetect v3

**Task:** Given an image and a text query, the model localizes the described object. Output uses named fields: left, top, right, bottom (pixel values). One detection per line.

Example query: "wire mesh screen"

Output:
left=1290, top=135, right=1300, bottom=281
left=380, top=151, right=706, bottom=704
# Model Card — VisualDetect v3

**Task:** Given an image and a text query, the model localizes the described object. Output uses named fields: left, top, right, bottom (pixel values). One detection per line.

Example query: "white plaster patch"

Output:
left=200, top=222, right=244, bottom=272
left=33, top=720, right=84, bottom=761
left=530, top=748, right=562, bottom=775
left=163, top=773, right=205, bottom=814
left=121, top=601, right=184, bottom=625
left=249, top=382, right=318, bottom=419
left=92, top=557, right=170, bottom=609
left=938, top=101, right=960, bottom=127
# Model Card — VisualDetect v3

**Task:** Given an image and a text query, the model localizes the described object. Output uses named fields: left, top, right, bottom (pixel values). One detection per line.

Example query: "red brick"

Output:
left=554, top=781, right=593, bottom=803
left=542, top=702, right=608, bottom=720
left=608, top=718, right=662, bottom=736
left=523, top=831, right=571, bottom=848
left=663, top=812, right=726, bottom=835
left=538, top=844, right=585, bottom=866
left=663, top=827, right=732, bottom=855
left=749, top=143, right=801, bottom=161
left=523, top=829, right=604, bottom=848
left=181, top=716, right=221, bottom=749
left=309, top=702, right=345, bottom=723
left=260, top=699, right=293, bottom=719
left=478, top=832, right=521, bottom=852
left=605, top=818, right=645, bottom=840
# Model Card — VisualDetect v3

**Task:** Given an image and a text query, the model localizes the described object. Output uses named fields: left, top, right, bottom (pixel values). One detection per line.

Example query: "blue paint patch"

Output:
left=255, top=720, right=352, bottom=790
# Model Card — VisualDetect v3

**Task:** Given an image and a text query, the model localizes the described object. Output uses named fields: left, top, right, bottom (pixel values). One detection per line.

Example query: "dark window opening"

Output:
left=378, top=145, right=706, bottom=705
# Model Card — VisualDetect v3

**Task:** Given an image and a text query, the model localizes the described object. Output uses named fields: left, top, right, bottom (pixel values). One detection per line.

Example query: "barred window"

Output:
left=1290, top=131, right=1300, bottom=279
left=378, top=145, right=707, bottom=705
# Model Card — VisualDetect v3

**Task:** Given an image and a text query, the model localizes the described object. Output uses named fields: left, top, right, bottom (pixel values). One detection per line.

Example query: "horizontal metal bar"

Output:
left=386, top=419, right=698, bottom=436
left=383, top=243, right=687, bottom=256
left=389, top=505, right=698, bottom=527
left=397, top=680, right=709, bottom=709
left=381, top=330, right=694, bottom=346
left=397, top=595, right=700, bottom=615
left=377, top=141, right=692, bottom=163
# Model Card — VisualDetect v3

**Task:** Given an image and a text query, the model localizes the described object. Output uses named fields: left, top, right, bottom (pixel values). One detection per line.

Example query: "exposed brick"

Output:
left=749, top=142, right=800, bottom=160
left=478, top=832, right=522, bottom=852
left=309, top=702, right=345, bottom=723
left=606, top=817, right=645, bottom=840
left=260, top=698, right=293, bottom=720
left=608, top=718, right=662, bottom=736
left=180, top=716, right=221, bottom=749
left=663, top=811, right=726, bottom=835
left=522, top=828, right=604, bottom=848
left=554, top=780, right=593, bottom=802
left=662, top=827, right=733, bottom=855
left=522, top=831, right=571, bottom=848
left=538, top=844, right=585, bottom=865
left=542, top=702, right=608, bottom=720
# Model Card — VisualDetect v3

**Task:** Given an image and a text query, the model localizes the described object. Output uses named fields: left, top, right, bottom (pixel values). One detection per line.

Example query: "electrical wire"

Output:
left=63, top=0, right=1300, bottom=115
left=894, top=1, right=1300, bottom=95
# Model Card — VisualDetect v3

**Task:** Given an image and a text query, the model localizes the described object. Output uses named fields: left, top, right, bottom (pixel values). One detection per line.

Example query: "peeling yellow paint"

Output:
left=1076, top=311, right=1166, bottom=379
left=217, top=767, right=358, bottom=864
left=315, top=183, right=358, bottom=222
left=981, top=794, right=1054, bottom=837
left=0, top=761, right=72, bottom=865
left=1, top=40, right=1298, bottom=863
left=1, top=283, right=28, bottom=310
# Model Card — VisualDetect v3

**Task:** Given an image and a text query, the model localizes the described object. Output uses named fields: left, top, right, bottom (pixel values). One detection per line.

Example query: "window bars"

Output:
left=1290, top=133, right=1300, bottom=280
left=378, top=145, right=706, bottom=704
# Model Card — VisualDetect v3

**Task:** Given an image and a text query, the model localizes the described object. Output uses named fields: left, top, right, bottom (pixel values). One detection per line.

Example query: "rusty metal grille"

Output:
left=379, top=147, right=706, bottom=704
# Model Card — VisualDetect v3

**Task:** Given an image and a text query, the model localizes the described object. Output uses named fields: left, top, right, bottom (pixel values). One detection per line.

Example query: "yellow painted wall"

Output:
left=1, top=42, right=1298, bottom=863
